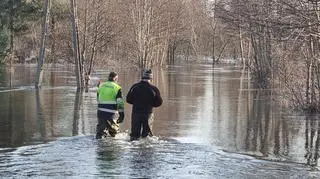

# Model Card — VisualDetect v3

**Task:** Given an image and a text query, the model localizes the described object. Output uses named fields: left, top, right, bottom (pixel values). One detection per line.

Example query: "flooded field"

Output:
left=0, top=63, right=319, bottom=178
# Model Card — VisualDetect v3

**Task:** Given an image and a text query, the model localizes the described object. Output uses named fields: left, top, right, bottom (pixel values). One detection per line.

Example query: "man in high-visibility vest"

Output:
left=96, top=72, right=124, bottom=139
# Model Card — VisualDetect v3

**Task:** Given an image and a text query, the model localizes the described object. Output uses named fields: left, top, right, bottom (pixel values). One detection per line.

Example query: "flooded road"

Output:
left=0, top=63, right=319, bottom=178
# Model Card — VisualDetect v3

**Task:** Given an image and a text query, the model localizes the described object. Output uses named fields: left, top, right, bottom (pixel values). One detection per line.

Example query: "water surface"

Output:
left=0, top=63, right=319, bottom=178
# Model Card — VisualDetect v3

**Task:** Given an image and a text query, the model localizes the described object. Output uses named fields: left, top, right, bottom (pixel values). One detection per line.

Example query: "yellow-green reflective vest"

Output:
left=97, top=81, right=124, bottom=110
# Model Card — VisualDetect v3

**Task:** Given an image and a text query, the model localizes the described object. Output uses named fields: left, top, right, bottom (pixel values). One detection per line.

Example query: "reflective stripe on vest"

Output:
left=98, top=101, right=117, bottom=104
left=98, top=108, right=118, bottom=113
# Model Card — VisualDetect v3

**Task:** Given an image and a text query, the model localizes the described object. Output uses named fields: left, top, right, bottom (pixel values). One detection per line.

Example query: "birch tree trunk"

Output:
left=70, top=0, right=83, bottom=89
left=9, top=0, right=15, bottom=89
left=35, top=0, right=51, bottom=88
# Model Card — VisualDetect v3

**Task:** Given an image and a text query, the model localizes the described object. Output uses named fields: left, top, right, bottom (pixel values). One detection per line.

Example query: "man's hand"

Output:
left=117, top=112, right=124, bottom=123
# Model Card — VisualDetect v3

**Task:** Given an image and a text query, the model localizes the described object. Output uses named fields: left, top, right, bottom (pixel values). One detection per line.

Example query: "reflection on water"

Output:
left=305, top=115, right=320, bottom=167
left=0, top=63, right=320, bottom=178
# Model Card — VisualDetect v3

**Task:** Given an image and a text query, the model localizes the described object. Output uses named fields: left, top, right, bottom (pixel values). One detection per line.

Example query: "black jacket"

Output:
left=126, top=81, right=162, bottom=114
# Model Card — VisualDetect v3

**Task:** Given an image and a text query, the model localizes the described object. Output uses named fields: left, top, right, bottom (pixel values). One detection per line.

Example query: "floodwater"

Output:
left=0, top=63, right=320, bottom=178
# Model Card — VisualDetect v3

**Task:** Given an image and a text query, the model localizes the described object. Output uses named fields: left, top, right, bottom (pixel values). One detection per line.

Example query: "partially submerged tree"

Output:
left=35, top=0, right=51, bottom=88
left=214, top=0, right=320, bottom=111
left=6, top=0, right=320, bottom=112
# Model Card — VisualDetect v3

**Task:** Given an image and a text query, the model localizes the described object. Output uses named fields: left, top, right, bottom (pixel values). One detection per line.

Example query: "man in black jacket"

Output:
left=126, top=69, right=163, bottom=141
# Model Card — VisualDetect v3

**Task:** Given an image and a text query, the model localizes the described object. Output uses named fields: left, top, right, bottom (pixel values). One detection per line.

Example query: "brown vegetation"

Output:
left=4, top=0, right=320, bottom=112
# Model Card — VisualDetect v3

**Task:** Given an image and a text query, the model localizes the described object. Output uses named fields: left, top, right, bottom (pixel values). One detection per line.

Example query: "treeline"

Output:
left=214, top=0, right=320, bottom=112
left=0, top=0, right=42, bottom=63
left=1, top=0, right=209, bottom=67
left=1, top=0, right=320, bottom=112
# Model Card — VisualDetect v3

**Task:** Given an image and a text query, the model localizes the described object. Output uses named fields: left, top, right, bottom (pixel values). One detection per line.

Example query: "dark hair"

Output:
left=108, top=72, right=118, bottom=81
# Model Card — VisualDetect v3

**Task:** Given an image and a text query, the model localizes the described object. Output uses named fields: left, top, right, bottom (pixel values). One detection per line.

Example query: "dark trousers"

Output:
left=96, top=111, right=117, bottom=139
left=130, top=113, right=154, bottom=140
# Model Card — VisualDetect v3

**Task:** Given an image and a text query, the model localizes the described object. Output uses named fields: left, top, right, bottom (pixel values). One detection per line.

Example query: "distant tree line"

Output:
left=213, top=0, right=320, bottom=112
left=1, top=0, right=319, bottom=112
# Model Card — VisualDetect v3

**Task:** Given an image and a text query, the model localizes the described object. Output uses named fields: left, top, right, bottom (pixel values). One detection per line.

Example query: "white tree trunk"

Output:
left=35, top=0, right=51, bottom=88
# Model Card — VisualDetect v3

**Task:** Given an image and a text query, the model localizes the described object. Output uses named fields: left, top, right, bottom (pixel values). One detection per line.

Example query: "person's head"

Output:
left=108, top=71, right=118, bottom=82
left=141, top=69, right=153, bottom=81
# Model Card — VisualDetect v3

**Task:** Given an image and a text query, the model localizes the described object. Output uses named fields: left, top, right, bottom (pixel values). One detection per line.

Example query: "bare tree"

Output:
left=35, top=0, right=51, bottom=88
left=70, top=0, right=83, bottom=89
